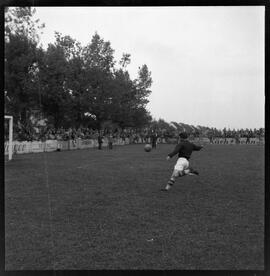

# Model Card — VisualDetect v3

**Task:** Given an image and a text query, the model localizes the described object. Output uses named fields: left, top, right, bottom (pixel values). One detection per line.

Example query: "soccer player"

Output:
left=162, top=132, right=203, bottom=191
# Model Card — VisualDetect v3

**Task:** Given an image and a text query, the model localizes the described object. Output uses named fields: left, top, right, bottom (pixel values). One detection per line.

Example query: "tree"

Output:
left=79, top=33, right=116, bottom=129
left=52, top=33, right=87, bottom=127
left=109, top=64, right=153, bottom=129
left=54, top=32, right=83, bottom=61
left=84, top=32, right=115, bottom=73
left=119, top=53, right=131, bottom=68
left=38, top=36, right=75, bottom=128
left=5, top=7, right=45, bottom=123
left=80, top=33, right=152, bottom=130
left=134, top=64, right=153, bottom=107
left=109, top=68, right=135, bottom=128
left=5, top=7, right=45, bottom=43
left=149, top=119, right=172, bottom=133
left=5, top=20, right=154, bottom=131
left=132, top=108, right=152, bottom=129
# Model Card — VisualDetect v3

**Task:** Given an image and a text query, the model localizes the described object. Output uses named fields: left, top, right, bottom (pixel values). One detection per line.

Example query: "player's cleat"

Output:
left=160, top=188, right=168, bottom=191
left=161, top=179, right=174, bottom=191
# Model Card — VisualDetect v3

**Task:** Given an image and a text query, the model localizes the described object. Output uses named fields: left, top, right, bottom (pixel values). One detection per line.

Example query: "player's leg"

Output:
left=162, top=158, right=188, bottom=191
left=180, top=158, right=199, bottom=176
left=163, top=169, right=185, bottom=190
left=184, top=167, right=199, bottom=176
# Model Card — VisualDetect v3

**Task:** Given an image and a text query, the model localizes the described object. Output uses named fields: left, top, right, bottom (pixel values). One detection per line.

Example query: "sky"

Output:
left=34, top=6, right=265, bottom=130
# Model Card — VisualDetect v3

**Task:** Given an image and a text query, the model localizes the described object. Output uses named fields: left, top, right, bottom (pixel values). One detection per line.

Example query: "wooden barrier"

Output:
left=201, top=138, right=210, bottom=144
left=77, top=139, right=94, bottom=149
left=212, top=138, right=236, bottom=144
left=213, top=138, right=225, bottom=144
left=31, top=141, right=45, bottom=153
left=4, top=136, right=264, bottom=156
left=68, top=139, right=78, bottom=150
left=227, top=138, right=236, bottom=144
left=58, top=140, right=69, bottom=150
left=259, top=137, right=265, bottom=145
left=45, top=140, right=58, bottom=152
left=239, top=138, right=247, bottom=144
left=13, top=141, right=32, bottom=154
left=249, top=138, right=260, bottom=145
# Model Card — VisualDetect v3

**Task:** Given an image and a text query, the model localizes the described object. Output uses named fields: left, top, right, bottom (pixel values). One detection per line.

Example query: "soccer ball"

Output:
left=144, top=144, right=152, bottom=152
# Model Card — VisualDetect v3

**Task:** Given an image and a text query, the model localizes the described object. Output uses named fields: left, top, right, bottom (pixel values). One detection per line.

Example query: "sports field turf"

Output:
left=5, top=144, right=264, bottom=270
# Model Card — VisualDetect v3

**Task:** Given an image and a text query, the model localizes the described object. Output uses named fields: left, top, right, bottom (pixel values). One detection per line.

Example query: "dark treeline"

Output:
left=5, top=7, right=152, bottom=131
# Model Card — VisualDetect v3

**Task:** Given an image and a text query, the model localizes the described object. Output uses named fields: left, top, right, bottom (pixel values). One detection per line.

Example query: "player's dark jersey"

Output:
left=168, top=140, right=202, bottom=160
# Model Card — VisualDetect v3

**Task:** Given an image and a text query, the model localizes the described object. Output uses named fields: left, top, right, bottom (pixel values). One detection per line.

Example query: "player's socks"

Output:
left=165, top=179, right=174, bottom=190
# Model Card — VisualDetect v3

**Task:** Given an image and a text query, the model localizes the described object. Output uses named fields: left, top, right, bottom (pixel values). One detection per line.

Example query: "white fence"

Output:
left=211, top=137, right=262, bottom=145
left=4, top=138, right=126, bottom=156
left=212, top=138, right=236, bottom=144
left=4, top=137, right=264, bottom=156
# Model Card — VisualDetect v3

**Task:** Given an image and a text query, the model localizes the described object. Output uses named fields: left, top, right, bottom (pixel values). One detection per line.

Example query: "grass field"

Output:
left=5, top=143, right=264, bottom=270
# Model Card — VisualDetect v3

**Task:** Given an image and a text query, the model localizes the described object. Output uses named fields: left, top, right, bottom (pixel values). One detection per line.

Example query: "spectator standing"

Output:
left=98, top=134, right=103, bottom=150
left=151, top=133, right=158, bottom=149
left=108, top=134, right=113, bottom=150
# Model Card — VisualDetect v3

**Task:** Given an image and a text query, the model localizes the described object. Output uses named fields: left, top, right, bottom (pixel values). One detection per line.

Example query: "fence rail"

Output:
left=4, top=137, right=264, bottom=156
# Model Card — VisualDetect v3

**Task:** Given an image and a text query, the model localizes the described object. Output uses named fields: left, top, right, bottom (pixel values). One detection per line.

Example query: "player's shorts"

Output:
left=174, top=157, right=189, bottom=172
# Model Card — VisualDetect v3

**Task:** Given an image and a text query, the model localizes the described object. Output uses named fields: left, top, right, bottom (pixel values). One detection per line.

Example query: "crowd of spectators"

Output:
left=4, top=124, right=158, bottom=143
left=4, top=121, right=265, bottom=143
left=207, top=128, right=264, bottom=139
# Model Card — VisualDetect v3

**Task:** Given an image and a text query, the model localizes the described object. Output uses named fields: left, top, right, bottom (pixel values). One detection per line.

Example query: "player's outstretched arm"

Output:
left=193, top=144, right=203, bottom=151
left=167, top=144, right=181, bottom=159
